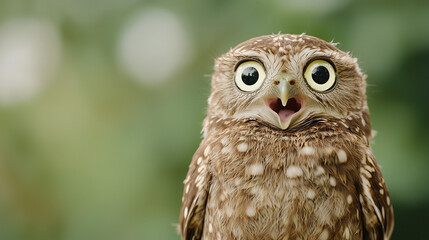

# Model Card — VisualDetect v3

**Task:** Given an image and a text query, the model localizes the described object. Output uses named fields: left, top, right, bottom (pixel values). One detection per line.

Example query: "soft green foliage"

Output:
left=0, top=0, right=428, bottom=239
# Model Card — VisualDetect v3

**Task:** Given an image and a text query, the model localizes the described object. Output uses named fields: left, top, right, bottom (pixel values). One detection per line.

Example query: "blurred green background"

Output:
left=0, top=0, right=428, bottom=239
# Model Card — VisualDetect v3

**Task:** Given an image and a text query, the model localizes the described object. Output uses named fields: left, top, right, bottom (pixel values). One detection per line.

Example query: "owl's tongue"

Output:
left=268, top=97, right=302, bottom=122
left=278, top=109, right=296, bottom=122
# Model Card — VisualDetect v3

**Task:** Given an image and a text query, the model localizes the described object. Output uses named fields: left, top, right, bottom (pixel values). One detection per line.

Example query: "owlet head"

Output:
left=207, top=34, right=367, bottom=130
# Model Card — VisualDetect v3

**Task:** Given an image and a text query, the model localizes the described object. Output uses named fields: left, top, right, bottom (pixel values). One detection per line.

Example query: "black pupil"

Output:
left=311, top=66, right=330, bottom=84
left=241, top=67, right=259, bottom=85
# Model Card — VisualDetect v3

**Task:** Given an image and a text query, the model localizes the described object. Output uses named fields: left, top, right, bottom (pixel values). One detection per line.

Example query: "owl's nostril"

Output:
left=268, top=97, right=301, bottom=121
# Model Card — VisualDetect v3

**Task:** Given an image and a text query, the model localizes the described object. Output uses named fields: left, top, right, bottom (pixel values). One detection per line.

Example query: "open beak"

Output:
left=265, top=77, right=303, bottom=129
left=233, top=74, right=305, bottom=130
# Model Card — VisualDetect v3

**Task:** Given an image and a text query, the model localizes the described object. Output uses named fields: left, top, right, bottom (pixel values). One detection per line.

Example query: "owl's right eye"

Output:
left=234, top=61, right=266, bottom=92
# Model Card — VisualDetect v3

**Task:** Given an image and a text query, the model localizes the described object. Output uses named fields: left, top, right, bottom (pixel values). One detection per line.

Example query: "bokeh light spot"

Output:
left=118, top=8, right=192, bottom=85
left=0, top=19, right=61, bottom=105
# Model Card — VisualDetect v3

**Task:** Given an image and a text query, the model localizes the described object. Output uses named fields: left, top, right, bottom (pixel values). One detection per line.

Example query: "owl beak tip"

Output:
left=280, top=98, right=288, bottom=107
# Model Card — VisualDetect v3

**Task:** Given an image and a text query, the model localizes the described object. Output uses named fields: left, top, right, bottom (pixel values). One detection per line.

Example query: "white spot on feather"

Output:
left=195, top=173, right=206, bottom=189
left=329, top=177, right=336, bottom=187
left=237, top=142, right=248, bottom=152
left=367, top=155, right=375, bottom=166
left=361, top=176, right=371, bottom=189
left=344, top=227, right=350, bottom=239
left=306, top=189, right=316, bottom=199
left=246, top=163, right=264, bottom=176
left=246, top=205, right=256, bottom=217
left=234, top=178, right=242, bottom=186
left=197, top=165, right=206, bottom=173
left=301, top=146, right=315, bottom=155
left=347, top=194, right=353, bottom=204
left=209, top=223, right=213, bottom=233
left=337, top=149, right=347, bottom=163
left=364, top=165, right=375, bottom=173
left=286, top=166, right=303, bottom=178
left=361, top=116, right=366, bottom=126
left=204, top=145, right=211, bottom=157
left=232, top=225, right=243, bottom=238
left=220, top=137, right=229, bottom=146
left=183, top=176, right=190, bottom=184
left=360, top=167, right=372, bottom=179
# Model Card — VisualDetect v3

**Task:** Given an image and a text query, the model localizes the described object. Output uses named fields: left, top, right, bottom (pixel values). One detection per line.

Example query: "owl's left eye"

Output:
left=234, top=61, right=266, bottom=92
left=304, top=59, right=336, bottom=92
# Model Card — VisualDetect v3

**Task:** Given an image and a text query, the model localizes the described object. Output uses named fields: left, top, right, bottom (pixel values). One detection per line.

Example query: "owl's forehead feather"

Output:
left=217, top=34, right=357, bottom=71
left=232, top=34, right=339, bottom=54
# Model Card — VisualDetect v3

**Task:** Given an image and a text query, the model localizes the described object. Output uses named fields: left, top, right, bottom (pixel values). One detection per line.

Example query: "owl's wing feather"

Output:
left=179, top=145, right=211, bottom=240
left=358, top=152, right=394, bottom=240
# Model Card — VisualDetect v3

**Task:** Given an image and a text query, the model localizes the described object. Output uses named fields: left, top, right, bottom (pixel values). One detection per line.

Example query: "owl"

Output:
left=179, top=34, right=394, bottom=240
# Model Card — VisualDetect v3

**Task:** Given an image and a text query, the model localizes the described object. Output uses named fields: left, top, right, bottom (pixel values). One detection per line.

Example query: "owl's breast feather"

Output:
left=201, top=117, right=370, bottom=239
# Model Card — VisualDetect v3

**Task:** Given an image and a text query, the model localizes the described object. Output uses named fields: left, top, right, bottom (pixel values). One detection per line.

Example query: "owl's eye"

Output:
left=234, top=61, right=266, bottom=92
left=304, top=59, right=336, bottom=92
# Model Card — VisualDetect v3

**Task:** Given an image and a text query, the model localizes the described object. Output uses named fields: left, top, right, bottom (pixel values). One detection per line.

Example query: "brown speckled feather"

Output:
left=179, top=143, right=212, bottom=240
left=358, top=152, right=394, bottom=240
